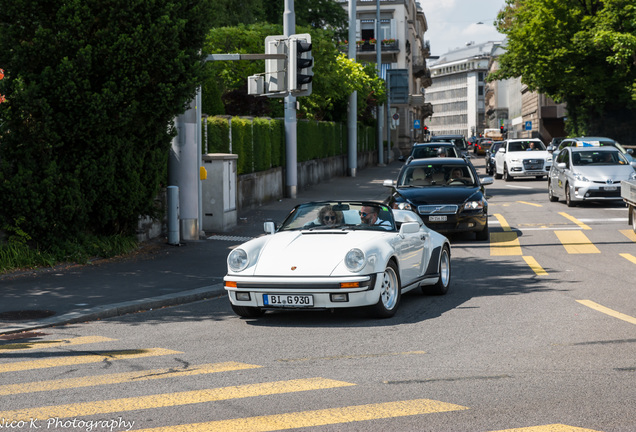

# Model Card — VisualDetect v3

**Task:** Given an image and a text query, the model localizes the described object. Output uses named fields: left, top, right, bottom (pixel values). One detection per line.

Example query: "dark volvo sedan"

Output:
left=383, top=158, right=494, bottom=240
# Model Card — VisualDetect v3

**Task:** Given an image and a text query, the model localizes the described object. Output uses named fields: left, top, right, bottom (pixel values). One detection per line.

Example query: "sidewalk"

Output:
left=0, top=161, right=402, bottom=335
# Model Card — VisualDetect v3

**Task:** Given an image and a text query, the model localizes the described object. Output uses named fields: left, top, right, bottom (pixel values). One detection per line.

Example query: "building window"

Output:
left=478, top=86, right=483, bottom=96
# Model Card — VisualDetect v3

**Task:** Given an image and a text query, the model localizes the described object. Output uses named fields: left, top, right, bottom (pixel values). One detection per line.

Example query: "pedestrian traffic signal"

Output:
left=289, top=33, right=313, bottom=97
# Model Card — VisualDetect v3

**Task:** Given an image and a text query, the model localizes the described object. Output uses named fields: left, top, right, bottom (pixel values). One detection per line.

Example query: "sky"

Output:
left=419, top=0, right=506, bottom=56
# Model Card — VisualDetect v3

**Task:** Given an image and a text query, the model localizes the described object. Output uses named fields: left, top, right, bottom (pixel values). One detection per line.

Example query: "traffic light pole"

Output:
left=284, top=0, right=298, bottom=198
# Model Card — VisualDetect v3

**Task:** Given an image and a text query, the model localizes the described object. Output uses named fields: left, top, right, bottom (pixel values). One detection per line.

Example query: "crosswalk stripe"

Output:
left=490, top=423, right=602, bottom=431
left=490, top=232, right=522, bottom=256
left=522, top=256, right=548, bottom=275
left=577, top=300, right=636, bottom=326
left=559, top=212, right=591, bottom=230
left=0, top=362, right=261, bottom=396
left=0, top=336, right=116, bottom=352
left=0, top=348, right=182, bottom=374
left=0, top=378, right=355, bottom=421
left=131, top=398, right=470, bottom=432
left=620, top=229, right=636, bottom=242
left=554, top=231, right=600, bottom=254
left=619, top=253, right=636, bottom=265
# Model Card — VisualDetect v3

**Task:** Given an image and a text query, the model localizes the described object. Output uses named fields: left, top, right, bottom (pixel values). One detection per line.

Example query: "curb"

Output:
left=0, top=284, right=226, bottom=336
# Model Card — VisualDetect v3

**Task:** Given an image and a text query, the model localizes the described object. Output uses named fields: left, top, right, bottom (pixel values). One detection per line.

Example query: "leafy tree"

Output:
left=491, top=0, right=636, bottom=140
left=0, top=0, right=215, bottom=248
left=210, top=0, right=266, bottom=27
left=264, top=0, right=348, bottom=36
left=202, top=24, right=385, bottom=123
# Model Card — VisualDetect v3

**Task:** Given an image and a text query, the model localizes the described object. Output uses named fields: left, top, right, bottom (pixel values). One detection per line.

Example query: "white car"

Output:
left=495, top=138, right=552, bottom=180
left=224, top=201, right=452, bottom=318
left=548, top=146, right=636, bottom=206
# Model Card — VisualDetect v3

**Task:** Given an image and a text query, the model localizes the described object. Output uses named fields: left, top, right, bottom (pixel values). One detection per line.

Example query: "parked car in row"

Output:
left=494, top=138, right=553, bottom=180
left=548, top=145, right=636, bottom=206
left=485, top=141, right=505, bottom=176
left=429, top=135, right=470, bottom=156
left=405, top=142, right=461, bottom=162
left=549, top=136, right=635, bottom=163
left=224, top=201, right=452, bottom=318
left=383, top=157, right=493, bottom=241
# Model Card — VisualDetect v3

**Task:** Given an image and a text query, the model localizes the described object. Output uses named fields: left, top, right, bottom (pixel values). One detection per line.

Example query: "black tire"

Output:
left=475, top=218, right=489, bottom=241
left=565, top=184, right=576, bottom=207
left=504, top=165, right=513, bottom=182
left=370, top=261, right=401, bottom=318
left=548, top=181, right=559, bottom=202
left=423, top=245, right=451, bottom=295
left=231, top=304, right=265, bottom=318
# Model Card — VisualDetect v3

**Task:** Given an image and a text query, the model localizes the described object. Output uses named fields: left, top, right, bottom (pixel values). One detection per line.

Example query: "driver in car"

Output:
left=359, top=205, right=392, bottom=229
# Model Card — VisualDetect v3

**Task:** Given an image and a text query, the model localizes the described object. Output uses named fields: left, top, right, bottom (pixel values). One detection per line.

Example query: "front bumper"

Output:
left=570, top=181, right=622, bottom=201
left=224, top=274, right=382, bottom=309
left=417, top=208, right=487, bottom=233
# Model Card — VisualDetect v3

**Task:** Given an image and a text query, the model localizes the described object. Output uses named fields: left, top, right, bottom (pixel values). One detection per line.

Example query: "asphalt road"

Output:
left=2, top=155, right=635, bottom=432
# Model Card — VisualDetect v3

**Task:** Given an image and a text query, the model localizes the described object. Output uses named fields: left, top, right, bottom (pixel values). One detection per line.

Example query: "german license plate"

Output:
left=263, top=294, right=314, bottom=307
left=429, top=215, right=447, bottom=222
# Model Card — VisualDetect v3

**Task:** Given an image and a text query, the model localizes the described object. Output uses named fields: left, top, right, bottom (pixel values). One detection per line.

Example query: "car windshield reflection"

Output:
left=399, top=164, right=476, bottom=187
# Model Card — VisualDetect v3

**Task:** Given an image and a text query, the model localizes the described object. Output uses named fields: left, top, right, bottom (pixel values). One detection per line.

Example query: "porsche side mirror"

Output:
left=399, top=222, right=420, bottom=237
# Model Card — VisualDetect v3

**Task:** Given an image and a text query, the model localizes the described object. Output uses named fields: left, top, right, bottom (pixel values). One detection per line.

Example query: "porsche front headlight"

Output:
left=228, top=248, right=249, bottom=272
left=345, top=248, right=366, bottom=272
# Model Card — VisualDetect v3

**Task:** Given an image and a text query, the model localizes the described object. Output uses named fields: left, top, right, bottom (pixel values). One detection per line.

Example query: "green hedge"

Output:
left=204, top=116, right=374, bottom=175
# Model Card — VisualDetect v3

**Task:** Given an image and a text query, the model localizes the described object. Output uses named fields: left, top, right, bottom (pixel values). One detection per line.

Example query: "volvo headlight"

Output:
left=345, top=248, right=366, bottom=272
left=228, top=248, right=249, bottom=272
left=463, top=200, right=484, bottom=210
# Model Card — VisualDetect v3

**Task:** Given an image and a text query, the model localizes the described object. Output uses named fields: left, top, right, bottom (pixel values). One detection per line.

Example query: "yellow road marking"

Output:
left=619, top=253, right=636, bottom=265
left=493, top=214, right=512, bottom=231
left=0, top=336, right=116, bottom=352
left=577, top=300, right=636, bottom=326
left=620, top=229, right=636, bottom=242
left=0, top=362, right=261, bottom=396
left=132, top=398, right=469, bottom=432
left=523, top=256, right=548, bottom=275
left=0, top=378, right=355, bottom=421
left=554, top=231, right=600, bottom=254
left=559, top=212, right=591, bottom=230
left=517, top=201, right=543, bottom=207
left=0, top=348, right=182, bottom=374
left=490, top=232, right=522, bottom=256
left=490, top=424, right=602, bottom=431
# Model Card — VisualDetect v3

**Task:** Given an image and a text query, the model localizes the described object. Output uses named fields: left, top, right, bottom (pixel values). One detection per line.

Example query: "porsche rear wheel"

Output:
left=423, top=245, right=451, bottom=295
left=231, top=304, right=265, bottom=318
left=370, top=261, right=401, bottom=318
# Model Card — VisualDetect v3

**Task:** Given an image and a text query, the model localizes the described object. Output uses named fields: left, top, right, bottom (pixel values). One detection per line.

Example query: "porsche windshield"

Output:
left=279, top=202, right=395, bottom=231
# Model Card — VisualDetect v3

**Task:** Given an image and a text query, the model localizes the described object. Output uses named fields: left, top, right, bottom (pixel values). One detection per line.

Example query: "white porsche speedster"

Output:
left=224, top=201, right=451, bottom=318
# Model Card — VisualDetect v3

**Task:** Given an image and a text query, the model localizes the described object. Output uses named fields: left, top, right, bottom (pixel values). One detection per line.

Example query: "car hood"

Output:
left=395, top=186, right=482, bottom=205
left=253, top=230, right=386, bottom=276
left=571, top=165, right=636, bottom=181
left=510, top=150, right=551, bottom=159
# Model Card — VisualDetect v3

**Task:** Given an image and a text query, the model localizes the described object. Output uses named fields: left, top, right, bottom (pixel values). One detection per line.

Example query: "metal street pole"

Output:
left=284, top=0, right=298, bottom=198
left=347, top=0, right=357, bottom=177
left=376, top=0, right=384, bottom=165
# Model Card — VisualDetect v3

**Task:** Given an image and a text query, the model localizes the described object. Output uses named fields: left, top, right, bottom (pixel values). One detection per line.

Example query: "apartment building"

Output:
left=338, top=0, right=432, bottom=157
left=425, top=41, right=502, bottom=139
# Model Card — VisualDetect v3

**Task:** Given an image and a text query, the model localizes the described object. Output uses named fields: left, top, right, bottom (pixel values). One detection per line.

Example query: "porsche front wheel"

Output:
left=370, top=261, right=401, bottom=318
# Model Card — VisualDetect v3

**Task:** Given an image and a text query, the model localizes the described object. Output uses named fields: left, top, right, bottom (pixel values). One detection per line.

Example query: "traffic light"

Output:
left=288, top=33, right=313, bottom=97
left=500, top=125, right=504, bottom=133
left=264, top=35, right=288, bottom=94
left=424, top=125, right=429, bottom=134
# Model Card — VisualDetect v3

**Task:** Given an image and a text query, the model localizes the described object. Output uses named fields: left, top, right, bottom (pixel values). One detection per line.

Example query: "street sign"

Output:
left=414, top=119, right=421, bottom=129
left=393, top=113, right=399, bottom=120
left=525, top=121, right=532, bottom=131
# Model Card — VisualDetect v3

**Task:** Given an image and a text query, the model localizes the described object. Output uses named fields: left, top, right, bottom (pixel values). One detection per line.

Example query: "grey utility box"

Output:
left=201, top=153, right=238, bottom=232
